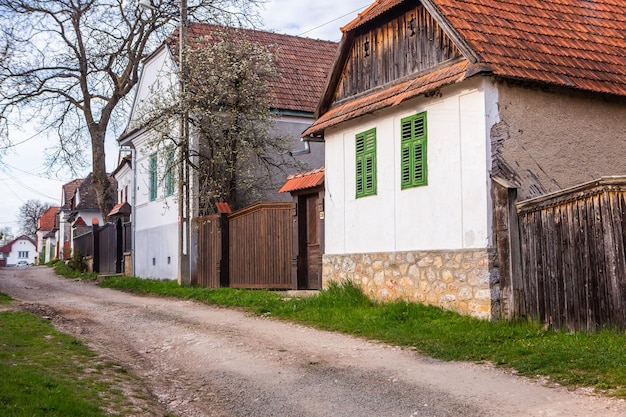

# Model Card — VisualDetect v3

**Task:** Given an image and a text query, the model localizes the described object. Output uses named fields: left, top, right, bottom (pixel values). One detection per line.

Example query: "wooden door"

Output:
left=305, top=195, right=321, bottom=289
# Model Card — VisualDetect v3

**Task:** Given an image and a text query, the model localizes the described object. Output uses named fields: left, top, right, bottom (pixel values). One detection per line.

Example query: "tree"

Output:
left=18, top=199, right=50, bottom=239
left=138, top=27, right=301, bottom=215
left=0, top=0, right=260, bottom=218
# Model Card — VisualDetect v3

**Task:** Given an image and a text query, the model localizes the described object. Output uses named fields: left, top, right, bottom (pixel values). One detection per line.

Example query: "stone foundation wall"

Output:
left=124, top=252, right=133, bottom=276
left=322, top=249, right=500, bottom=320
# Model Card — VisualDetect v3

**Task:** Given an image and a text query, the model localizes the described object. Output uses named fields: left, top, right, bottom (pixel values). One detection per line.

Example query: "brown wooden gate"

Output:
left=197, top=202, right=293, bottom=289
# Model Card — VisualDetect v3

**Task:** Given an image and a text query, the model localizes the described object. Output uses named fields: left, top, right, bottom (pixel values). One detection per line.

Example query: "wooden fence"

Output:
left=73, top=220, right=128, bottom=274
left=197, top=202, right=293, bottom=289
left=516, top=177, right=626, bottom=331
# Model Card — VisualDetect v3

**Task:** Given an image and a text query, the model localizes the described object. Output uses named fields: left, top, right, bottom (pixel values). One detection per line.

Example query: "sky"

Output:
left=0, top=0, right=371, bottom=237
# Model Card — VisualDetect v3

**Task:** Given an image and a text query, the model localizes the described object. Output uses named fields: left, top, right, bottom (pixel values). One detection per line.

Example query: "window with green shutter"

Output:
left=149, top=153, right=158, bottom=201
left=355, top=128, right=377, bottom=198
left=401, top=112, right=427, bottom=189
left=165, top=150, right=175, bottom=197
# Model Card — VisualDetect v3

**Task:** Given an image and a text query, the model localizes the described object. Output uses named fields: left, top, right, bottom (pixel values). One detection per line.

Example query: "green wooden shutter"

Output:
left=149, top=153, right=158, bottom=201
left=401, top=112, right=427, bottom=189
left=356, top=128, right=376, bottom=198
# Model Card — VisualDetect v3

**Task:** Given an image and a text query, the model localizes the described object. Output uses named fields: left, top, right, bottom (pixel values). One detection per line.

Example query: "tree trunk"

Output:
left=91, top=127, right=114, bottom=220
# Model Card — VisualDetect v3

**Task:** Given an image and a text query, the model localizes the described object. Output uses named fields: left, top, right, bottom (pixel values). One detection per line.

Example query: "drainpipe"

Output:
left=290, top=135, right=324, bottom=156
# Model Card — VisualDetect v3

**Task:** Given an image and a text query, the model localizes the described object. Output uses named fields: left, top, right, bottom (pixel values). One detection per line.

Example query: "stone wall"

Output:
left=322, top=249, right=500, bottom=320
left=124, top=252, right=133, bottom=276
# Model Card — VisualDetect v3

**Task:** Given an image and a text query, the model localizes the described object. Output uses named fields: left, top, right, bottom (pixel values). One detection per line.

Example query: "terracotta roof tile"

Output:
left=432, top=0, right=626, bottom=96
left=312, top=0, right=626, bottom=134
left=341, top=0, right=404, bottom=32
left=279, top=168, right=325, bottom=193
left=108, top=202, right=131, bottom=217
left=170, top=24, right=339, bottom=114
left=61, top=179, right=83, bottom=210
left=37, top=206, right=59, bottom=232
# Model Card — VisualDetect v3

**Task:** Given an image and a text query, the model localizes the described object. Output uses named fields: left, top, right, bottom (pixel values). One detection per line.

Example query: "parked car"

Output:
left=16, top=260, right=29, bottom=267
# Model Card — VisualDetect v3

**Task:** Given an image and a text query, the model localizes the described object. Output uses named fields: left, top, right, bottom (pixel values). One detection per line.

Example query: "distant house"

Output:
left=0, top=235, right=37, bottom=266
left=117, top=23, right=338, bottom=281
left=303, top=0, right=626, bottom=319
left=57, top=178, right=83, bottom=259
left=36, top=206, right=60, bottom=264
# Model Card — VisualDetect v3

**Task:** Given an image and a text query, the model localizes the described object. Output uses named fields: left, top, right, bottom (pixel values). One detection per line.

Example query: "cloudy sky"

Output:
left=0, top=0, right=370, bottom=236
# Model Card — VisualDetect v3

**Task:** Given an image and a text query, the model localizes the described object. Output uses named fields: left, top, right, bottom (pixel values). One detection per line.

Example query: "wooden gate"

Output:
left=516, top=177, right=626, bottom=331
left=197, top=213, right=228, bottom=288
left=197, top=202, right=293, bottom=289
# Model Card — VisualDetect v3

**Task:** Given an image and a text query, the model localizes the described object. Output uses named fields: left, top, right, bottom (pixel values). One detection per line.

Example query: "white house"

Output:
left=0, top=235, right=37, bottom=266
left=117, top=23, right=337, bottom=281
left=303, top=0, right=626, bottom=319
left=36, top=206, right=59, bottom=264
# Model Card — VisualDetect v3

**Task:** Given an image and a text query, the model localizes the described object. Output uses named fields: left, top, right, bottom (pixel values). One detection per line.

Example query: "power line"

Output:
left=297, top=4, right=370, bottom=38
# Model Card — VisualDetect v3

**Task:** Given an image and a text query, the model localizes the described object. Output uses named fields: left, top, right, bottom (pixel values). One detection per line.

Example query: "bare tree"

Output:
left=17, top=199, right=50, bottom=239
left=0, top=0, right=261, bottom=218
left=138, top=27, right=300, bottom=215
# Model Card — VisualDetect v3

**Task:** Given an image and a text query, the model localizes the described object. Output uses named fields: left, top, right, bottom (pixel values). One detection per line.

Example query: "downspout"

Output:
left=290, top=135, right=324, bottom=156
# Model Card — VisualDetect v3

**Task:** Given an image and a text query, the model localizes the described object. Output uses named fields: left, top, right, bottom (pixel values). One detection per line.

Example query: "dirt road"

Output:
left=1, top=267, right=624, bottom=417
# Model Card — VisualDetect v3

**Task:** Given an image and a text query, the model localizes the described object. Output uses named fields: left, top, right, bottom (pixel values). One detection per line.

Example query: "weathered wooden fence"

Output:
left=516, top=177, right=626, bottom=331
left=73, top=221, right=128, bottom=274
left=197, top=202, right=293, bottom=289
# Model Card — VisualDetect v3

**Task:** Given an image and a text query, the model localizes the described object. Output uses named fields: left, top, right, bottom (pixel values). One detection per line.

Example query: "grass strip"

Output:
left=100, top=276, right=626, bottom=398
left=0, top=300, right=154, bottom=417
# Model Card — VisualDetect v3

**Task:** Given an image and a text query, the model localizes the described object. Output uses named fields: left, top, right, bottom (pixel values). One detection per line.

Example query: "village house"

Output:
left=302, top=0, right=626, bottom=320
left=35, top=205, right=60, bottom=264
left=0, top=235, right=37, bottom=266
left=116, top=24, right=337, bottom=282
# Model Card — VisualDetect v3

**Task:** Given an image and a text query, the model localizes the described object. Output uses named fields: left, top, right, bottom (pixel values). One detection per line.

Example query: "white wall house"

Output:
left=0, top=236, right=37, bottom=266
left=117, top=24, right=337, bottom=281
left=304, top=0, right=626, bottom=320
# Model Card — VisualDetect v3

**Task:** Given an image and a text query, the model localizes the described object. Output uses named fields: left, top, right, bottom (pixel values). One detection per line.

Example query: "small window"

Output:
left=18, top=251, right=28, bottom=258
left=401, top=112, right=427, bottom=189
left=149, top=153, right=158, bottom=201
left=355, top=128, right=377, bottom=198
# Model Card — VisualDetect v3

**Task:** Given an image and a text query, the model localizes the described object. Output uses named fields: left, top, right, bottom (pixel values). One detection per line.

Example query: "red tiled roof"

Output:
left=310, top=0, right=626, bottom=135
left=341, top=0, right=404, bottom=32
left=279, top=168, right=325, bottom=193
left=108, top=202, right=131, bottom=217
left=0, top=235, right=36, bottom=254
left=72, top=217, right=87, bottom=227
left=432, top=0, right=626, bottom=96
left=168, top=23, right=339, bottom=114
left=37, top=206, right=59, bottom=232
left=61, top=179, right=83, bottom=210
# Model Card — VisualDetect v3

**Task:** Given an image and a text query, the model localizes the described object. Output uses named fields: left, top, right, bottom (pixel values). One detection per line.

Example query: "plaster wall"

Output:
left=5, top=239, right=37, bottom=266
left=493, top=83, right=626, bottom=200
left=324, top=78, right=493, bottom=255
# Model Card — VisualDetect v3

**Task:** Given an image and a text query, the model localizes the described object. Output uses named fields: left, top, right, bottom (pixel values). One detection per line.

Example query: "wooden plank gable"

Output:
left=334, top=3, right=462, bottom=103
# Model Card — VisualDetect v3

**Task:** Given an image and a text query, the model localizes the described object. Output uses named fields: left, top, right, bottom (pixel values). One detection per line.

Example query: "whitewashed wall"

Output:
left=325, top=78, right=496, bottom=255
left=6, top=238, right=37, bottom=266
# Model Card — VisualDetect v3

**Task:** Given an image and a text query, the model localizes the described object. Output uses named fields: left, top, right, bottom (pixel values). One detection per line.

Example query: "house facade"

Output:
left=36, top=206, right=60, bottom=264
left=304, top=0, right=626, bottom=319
left=0, top=235, right=37, bottom=266
left=117, top=24, right=337, bottom=281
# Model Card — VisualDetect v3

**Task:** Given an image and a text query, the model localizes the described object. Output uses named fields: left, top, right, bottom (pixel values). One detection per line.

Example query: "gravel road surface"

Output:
left=1, top=266, right=624, bottom=417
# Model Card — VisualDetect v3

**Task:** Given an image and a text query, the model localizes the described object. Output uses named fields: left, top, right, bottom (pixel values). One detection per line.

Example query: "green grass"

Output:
left=50, top=260, right=98, bottom=280
left=101, top=276, right=626, bottom=398
left=0, top=302, right=156, bottom=416
left=0, top=292, right=12, bottom=305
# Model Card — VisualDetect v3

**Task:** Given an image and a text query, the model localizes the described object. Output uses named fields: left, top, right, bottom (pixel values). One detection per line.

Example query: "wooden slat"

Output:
left=516, top=178, right=626, bottom=331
